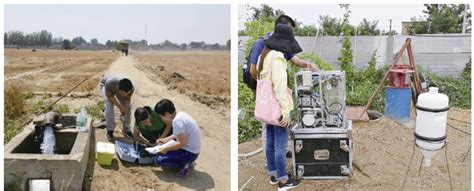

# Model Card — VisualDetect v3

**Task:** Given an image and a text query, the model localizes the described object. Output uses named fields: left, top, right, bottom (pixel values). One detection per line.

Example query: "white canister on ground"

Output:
left=415, top=87, right=449, bottom=166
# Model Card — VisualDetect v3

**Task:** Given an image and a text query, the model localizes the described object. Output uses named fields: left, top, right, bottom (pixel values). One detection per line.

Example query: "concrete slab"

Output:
left=4, top=115, right=93, bottom=191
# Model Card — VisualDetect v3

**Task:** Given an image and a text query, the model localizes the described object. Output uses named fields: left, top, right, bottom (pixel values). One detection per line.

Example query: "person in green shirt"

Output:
left=133, top=106, right=172, bottom=146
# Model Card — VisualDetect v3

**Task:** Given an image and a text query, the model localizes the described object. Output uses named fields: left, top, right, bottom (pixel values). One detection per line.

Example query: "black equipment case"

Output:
left=290, top=121, right=353, bottom=179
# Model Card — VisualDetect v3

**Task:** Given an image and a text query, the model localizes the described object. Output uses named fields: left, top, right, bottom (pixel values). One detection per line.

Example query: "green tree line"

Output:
left=239, top=4, right=470, bottom=36
left=5, top=30, right=230, bottom=51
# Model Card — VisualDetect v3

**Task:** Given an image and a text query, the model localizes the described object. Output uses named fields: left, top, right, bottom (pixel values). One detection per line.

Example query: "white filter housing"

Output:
left=415, top=87, right=449, bottom=166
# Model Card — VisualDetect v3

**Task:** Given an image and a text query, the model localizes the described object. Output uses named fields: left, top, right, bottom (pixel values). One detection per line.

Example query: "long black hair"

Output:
left=134, top=106, right=152, bottom=125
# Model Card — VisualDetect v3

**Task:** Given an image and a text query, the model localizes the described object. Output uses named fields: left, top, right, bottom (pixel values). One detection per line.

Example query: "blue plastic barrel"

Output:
left=385, top=87, right=411, bottom=123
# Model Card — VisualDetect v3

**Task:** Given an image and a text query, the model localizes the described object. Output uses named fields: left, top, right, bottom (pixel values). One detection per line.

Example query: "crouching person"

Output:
left=153, top=99, right=201, bottom=177
left=133, top=106, right=172, bottom=146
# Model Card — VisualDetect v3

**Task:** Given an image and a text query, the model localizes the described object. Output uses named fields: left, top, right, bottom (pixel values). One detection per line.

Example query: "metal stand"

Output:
left=401, top=140, right=453, bottom=191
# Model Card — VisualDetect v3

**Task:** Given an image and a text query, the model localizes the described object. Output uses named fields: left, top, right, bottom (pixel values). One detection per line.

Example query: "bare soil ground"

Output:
left=4, top=49, right=117, bottom=92
left=133, top=51, right=230, bottom=111
left=4, top=50, right=230, bottom=190
left=238, top=108, right=471, bottom=190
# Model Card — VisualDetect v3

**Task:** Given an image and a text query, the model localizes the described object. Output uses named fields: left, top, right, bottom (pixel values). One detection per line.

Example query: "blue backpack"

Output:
left=242, top=36, right=268, bottom=91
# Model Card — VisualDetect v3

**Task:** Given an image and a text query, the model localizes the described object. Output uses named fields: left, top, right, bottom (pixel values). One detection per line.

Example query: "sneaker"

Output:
left=176, top=163, right=194, bottom=178
left=122, top=129, right=134, bottom=139
left=106, top=131, right=114, bottom=142
left=278, top=178, right=301, bottom=191
left=270, top=173, right=293, bottom=185
left=270, top=176, right=279, bottom=185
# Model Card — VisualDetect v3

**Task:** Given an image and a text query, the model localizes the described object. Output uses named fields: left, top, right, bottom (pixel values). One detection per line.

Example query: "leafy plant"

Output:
left=54, top=104, right=69, bottom=113
left=298, top=53, right=334, bottom=70
left=424, top=59, right=471, bottom=108
left=346, top=58, right=389, bottom=112
left=338, top=4, right=355, bottom=81
left=238, top=64, right=261, bottom=143
left=86, top=100, right=105, bottom=121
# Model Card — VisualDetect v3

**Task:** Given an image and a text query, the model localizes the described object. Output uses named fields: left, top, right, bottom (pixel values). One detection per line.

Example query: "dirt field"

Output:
left=238, top=108, right=471, bottom=190
left=5, top=49, right=118, bottom=92
left=134, top=51, right=230, bottom=110
left=4, top=49, right=230, bottom=190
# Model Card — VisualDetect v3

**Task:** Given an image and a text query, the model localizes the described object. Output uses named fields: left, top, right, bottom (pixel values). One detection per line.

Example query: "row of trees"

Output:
left=238, top=4, right=392, bottom=37
left=408, top=4, right=471, bottom=34
left=239, top=4, right=471, bottom=36
left=4, top=30, right=230, bottom=51
left=4, top=30, right=53, bottom=47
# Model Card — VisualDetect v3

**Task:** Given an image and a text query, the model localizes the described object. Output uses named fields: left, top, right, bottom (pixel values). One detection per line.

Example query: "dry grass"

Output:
left=5, top=49, right=118, bottom=92
left=4, top=49, right=117, bottom=143
left=4, top=83, right=27, bottom=143
left=4, top=83, right=25, bottom=119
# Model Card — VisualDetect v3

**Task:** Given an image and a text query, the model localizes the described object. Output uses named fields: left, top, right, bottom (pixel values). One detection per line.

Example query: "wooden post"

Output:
left=406, top=39, right=422, bottom=96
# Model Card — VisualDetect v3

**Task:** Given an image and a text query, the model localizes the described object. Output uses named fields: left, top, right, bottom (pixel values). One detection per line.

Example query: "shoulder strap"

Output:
left=257, top=51, right=276, bottom=80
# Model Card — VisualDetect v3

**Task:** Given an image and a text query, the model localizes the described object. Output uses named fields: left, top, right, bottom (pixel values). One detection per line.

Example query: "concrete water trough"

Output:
left=4, top=114, right=93, bottom=191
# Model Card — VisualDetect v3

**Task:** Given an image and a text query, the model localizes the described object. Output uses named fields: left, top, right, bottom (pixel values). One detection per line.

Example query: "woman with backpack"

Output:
left=255, top=23, right=302, bottom=190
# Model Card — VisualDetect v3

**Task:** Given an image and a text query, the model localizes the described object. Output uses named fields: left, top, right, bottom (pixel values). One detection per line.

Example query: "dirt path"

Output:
left=89, top=56, right=230, bottom=190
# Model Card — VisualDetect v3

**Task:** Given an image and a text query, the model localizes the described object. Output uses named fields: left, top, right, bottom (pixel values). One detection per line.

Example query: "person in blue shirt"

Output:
left=248, top=15, right=317, bottom=80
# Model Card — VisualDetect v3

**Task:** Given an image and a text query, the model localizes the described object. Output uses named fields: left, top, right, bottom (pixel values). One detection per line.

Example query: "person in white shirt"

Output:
left=153, top=99, right=201, bottom=177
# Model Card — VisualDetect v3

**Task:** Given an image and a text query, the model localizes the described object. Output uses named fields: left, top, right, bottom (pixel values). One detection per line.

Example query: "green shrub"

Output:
left=424, top=60, right=471, bottom=109
left=238, top=64, right=262, bottom=143
left=86, top=100, right=105, bottom=121
left=298, top=53, right=334, bottom=70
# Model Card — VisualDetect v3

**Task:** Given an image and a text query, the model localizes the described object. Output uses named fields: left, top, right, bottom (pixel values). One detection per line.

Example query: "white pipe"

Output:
left=240, top=176, right=255, bottom=191
left=238, top=148, right=263, bottom=159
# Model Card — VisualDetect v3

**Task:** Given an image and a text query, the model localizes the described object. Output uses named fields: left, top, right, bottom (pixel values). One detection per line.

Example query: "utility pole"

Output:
left=145, top=24, right=148, bottom=48
left=462, top=5, right=467, bottom=34
left=389, top=19, right=392, bottom=36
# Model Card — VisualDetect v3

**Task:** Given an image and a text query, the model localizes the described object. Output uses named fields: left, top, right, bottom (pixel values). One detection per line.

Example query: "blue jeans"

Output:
left=266, top=124, right=289, bottom=181
left=154, top=149, right=198, bottom=169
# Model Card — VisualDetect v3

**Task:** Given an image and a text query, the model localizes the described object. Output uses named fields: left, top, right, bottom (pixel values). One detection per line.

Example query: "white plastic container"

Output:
left=76, top=106, right=88, bottom=132
left=96, top=142, right=115, bottom=166
left=415, top=87, right=449, bottom=166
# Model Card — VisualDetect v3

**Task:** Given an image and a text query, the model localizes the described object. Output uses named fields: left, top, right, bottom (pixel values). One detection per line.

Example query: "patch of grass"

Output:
left=4, top=116, right=27, bottom=144
left=86, top=100, right=105, bottom=121
left=54, top=104, right=70, bottom=113
left=23, top=91, right=34, bottom=100
left=28, top=99, right=50, bottom=114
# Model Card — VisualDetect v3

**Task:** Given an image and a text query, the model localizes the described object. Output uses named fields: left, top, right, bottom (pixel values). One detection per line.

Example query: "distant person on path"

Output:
left=99, top=74, right=134, bottom=142
left=123, top=47, right=129, bottom=56
left=153, top=99, right=201, bottom=177
left=119, top=42, right=129, bottom=56
left=133, top=106, right=172, bottom=146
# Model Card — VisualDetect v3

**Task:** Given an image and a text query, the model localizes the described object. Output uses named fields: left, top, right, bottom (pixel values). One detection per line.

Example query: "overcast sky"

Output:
left=239, top=4, right=427, bottom=34
left=5, top=4, right=230, bottom=44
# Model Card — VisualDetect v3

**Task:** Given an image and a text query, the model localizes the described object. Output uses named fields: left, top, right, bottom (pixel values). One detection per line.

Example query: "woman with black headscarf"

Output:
left=256, top=23, right=302, bottom=190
